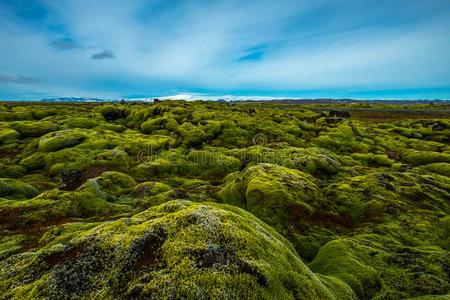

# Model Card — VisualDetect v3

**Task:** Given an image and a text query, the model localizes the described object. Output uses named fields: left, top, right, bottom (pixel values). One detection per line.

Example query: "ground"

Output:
left=0, top=100, right=449, bottom=299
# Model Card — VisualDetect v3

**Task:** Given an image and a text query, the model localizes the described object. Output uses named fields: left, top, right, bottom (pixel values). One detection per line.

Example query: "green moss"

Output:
left=218, top=163, right=323, bottom=232
left=403, top=151, right=450, bottom=166
left=351, top=153, right=395, bottom=167
left=19, top=153, right=47, bottom=171
left=38, top=130, right=85, bottom=152
left=120, top=134, right=173, bottom=155
left=77, top=171, right=136, bottom=199
left=140, top=117, right=164, bottom=133
left=308, top=238, right=381, bottom=298
left=0, top=234, right=26, bottom=259
left=177, top=122, right=209, bottom=147
left=421, top=163, right=450, bottom=177
left=229, top=146, right=341, bottom=175
left=0, top=200, right=353, bottom=299
left=0, top=178, right=39, bottom=199
left=10, top=121, right=57, bottom=138
left=132, top=149, right=241, bottom=179
left=0, top=101, right=449, bottom=299
left=131, top=181, right=172, bottom=198
left=0, top=128, right=20, bottom=144
left=0, top=111, right=33, bottom=121
left=185, top=150, right=242, bottom=177
left=96, top=105, right=124, bottom=121
left=66, top=117, right=98, bottom=129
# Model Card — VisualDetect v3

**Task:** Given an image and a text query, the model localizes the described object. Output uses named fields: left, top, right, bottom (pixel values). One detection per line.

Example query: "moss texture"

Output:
left=0, top=201, right=354, bottom=299
left=0, top=101, right=448, bottom=299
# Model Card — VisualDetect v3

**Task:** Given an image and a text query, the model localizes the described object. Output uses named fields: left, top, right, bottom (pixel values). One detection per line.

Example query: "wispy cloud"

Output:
left=91, top=49, right=115, bottom=60
left=50, top=38, right=83, bottom=50
left=0, top=74, right=40, bottom=84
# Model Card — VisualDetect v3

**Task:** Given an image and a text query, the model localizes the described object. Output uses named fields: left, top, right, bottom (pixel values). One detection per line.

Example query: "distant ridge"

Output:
left=32, top=94, right=450, bottom=104
left=40, top=97, right=105, bottom=102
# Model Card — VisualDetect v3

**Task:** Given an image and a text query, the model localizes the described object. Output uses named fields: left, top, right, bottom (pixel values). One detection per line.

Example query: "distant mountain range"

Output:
left=39, top=95, right=449, bottom=104
left=40, top=97, right=105, bottom=102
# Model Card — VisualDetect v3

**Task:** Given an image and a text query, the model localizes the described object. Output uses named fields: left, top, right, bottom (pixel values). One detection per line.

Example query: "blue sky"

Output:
left=0, top=0, right=450, bottom=100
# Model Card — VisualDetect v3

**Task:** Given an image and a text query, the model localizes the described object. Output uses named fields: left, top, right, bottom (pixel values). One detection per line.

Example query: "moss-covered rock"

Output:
left=229, top=146, right=341, bottom=175
left=10, top=121, right=57, bottom=138
left=0, top=128, right=20, bottom=144
left=218, top=163, right=323, bottom=231
left=0, top=200, right=353, bottom=299
left=421, top=163, right=450, bottom=177
left=97, top=105, right=124, bottom=121
left=38, top=130, right=85, bottom=152
left=403, top=150, right=450, bottom=166
left=77, top=171, right=136, bottom=199
left=351, top=153, right=395, bottom=167
left=66, top=117, right=98, bottom=129
left=0, top=111, right=33, bottom=121
left=0, top=178, right=39, bottom=199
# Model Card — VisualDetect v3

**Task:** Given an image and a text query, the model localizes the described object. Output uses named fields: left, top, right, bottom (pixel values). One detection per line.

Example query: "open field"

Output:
left=0, top=100, right=449, bottom=299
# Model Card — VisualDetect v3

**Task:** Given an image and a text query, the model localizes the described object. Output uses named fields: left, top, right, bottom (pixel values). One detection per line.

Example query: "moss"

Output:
left=0, top=234, right=26, bottom=259
left=77, top=171, right=136, bottom=199
left=94, top=148, right=130, bottom=170
left=10, top=121, right=57, bottom=138
left=229, top=146, right=341, bottom=175
left=185, top=150, right=242, bottom=177
left=19, top=153, right=47, bottom=171
left=0, top=111, right=33, bottom=121
left=131, top=181, right=172, bottom=198
left=308, top=238, right=381, bottom=298
left=97, top=105, right=124, bottom=121
left=322, top=172, right=406, bottom=226
left=0, top=200, right=353, bottom=299
left=0, top=101, right=449, bottom=299
left=351, top=153, right=395, bottom=167
left=0, top=128, right=20, bottom=144
left=132, top=149, right=241, bottom=179
left=66, top=117, right=98, bottom=129
left=0, top=164, right=25, bottom=178
left=177, top=122, right=209, bottom=147
left=403, top=151, right=450, bottom=166
left=140, top=117, right=164, bottom=134
left=0, top=178, right=39, bottom=199
left=218, top=163, right=323, bottom=232
left=38, top=130, right=85, bottom=152
left=420, top=163, right=450, bottom=177
left=120, top=134, right=173, bottom=155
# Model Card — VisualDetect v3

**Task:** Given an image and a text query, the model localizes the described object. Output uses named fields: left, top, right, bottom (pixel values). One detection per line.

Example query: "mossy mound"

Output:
left=0, top=200, right=353, bottom=299
left=0, top=178, right=39, bottom=199
left=403, top=150, right=450, bottom=166
left=131, top=181, right=172, bottom=198
left=38, top=130, right=86, bottom=152
left=66, top=117, right=98, bottom=129
left=322, top=171, right=449, bottom=227
left=0, top=128, right=20, bottom=144
left=77, top=171, right=136, bottom=199
left=229, top=146, right=341, bottom=175
left=218, top=163, right=323, bottom=231
left=421, top=163, right=450, bottom=176
left=309, top=234, right=450, bottom=299
left=96, top=105, right=124, bottom=121
left=9, top=121, right=57, bottom=138
left=0, top=110, right=34, bottom=121
left=132, top=149, right=241, bottom=179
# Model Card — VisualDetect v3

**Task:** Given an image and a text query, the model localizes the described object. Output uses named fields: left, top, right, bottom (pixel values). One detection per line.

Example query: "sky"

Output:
left=0, top=0, right=450, bottom=100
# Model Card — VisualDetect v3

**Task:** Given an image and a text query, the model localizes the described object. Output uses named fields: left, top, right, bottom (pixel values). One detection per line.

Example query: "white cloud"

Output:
left=0, top=0, right=449, bottom=99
